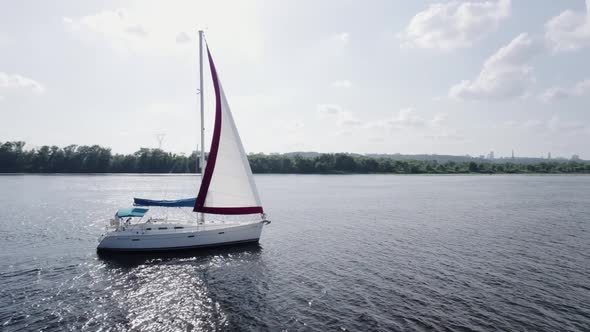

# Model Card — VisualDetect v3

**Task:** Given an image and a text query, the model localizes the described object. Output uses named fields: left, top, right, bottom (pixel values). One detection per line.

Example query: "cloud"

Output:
left=317, top=105, right=455, bottom=142
left=362, top=108, right=446, bottom=131
left=431, top=113, right=447, bottom=127
left=292, top=121, right=305, bottom=129
left=63, top=2, right=263, bottom=60
left=512, top=116, right=587, bottom=133
left=523, top=119, right=543, bottom=129
left=424, top=132, right=465, bottom=141
left=0, top=72, right=45, bottom=95
left=317, top=104, right=343, bottom=116
left=64, top=9, right=154, bottom=54
left=400, top=0, right=511, bottom=50
left=145, top=102, right=187, bottom=115
left=545, top=0, right=590, bottom=52
left=233, top=94, right=284, bottom=111
left=383, top=108, right=428, bottom=129
left=546, top=116, right=586, bottom=132
left=317, top=104, right=362, bottom=127
left=335, top=32, right=349, bottom=43
left=331, top=80, right=352, bottom=88
left=175, top=32, right=191, bottom=44
left=0, top=33, right=9, bottom=47
left=540, top=79, right=590, bottom=102
left=449, top=33, right=542, bottom=100
left=126, top=24, right=148, bottom=37
left=340, top=118, right=364, bottom=127
left=318, top=105, right=449, bottom=132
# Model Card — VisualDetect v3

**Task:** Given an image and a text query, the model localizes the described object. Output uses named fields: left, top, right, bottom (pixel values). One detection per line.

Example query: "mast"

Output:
left=198, top=30, right=205, bottom=223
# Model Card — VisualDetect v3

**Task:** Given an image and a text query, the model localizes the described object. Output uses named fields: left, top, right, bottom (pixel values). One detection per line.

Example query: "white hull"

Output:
left=97, top=221, right=265, bottom=252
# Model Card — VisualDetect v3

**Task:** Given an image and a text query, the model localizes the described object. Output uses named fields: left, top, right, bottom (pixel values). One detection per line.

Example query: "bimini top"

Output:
left=116, top=207, right=149, bottom=218
left=133, top=197, right=196, bottom=208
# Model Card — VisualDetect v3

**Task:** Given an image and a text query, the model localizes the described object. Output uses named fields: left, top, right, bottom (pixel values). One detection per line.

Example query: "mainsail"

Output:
left=193, top=47, right=263, bottom=215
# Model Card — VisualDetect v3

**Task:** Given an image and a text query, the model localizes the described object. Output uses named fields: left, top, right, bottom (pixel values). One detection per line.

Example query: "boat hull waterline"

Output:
left=97, top=221, right=265, bottom=252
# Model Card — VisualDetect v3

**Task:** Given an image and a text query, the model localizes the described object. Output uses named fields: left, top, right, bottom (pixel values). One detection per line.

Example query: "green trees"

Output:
left=0, top=141, right=188, bottom=173
left=334, top=154, right=356, bottom=173
left=0, top=141, right=23, bottom=172
left=0, top=141, right=588, bottom=174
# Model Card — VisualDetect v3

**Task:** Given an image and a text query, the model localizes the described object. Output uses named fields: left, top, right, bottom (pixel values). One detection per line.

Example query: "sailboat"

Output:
left=97, top=31, right=270, bottom=252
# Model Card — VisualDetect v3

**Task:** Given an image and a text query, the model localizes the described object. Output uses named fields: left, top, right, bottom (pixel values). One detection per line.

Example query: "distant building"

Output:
left=548, top=152, right=551, bottom=160
left=487, top=151, right=495, bottom=160
left=571, top=154, right=581, bottom=161
left=511, top=150, right=514, bottom=159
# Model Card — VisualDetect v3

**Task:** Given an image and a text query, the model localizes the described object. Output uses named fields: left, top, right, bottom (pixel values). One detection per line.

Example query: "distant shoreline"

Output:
left=1, top=172, right=589, bottom=176
left=1, top=141, right=589, bottom=175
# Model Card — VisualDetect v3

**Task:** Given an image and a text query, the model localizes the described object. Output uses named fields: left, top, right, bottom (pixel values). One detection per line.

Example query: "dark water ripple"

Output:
left=0, top=174, right=589, bottom=331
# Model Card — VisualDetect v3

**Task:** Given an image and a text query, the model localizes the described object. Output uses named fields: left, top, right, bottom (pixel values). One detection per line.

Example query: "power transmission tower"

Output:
left=155, top=133, right=166, bottom=150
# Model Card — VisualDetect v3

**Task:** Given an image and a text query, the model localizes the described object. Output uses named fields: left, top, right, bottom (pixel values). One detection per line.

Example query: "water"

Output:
left=0, top=174, right=589, bottom=331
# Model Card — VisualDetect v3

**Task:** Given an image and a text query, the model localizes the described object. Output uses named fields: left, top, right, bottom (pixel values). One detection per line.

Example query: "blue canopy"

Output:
left=133, top=197, right=196, bottom=208
left=116, top=207, right=149, bottom=218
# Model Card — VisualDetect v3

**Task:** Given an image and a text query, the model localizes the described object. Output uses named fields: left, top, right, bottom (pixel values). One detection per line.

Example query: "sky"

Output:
left=1, top=0, right=589, bottom=159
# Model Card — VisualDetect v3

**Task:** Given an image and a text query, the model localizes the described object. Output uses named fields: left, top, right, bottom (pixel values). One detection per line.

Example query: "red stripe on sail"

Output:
left=194, top=46, right=222, bottom=213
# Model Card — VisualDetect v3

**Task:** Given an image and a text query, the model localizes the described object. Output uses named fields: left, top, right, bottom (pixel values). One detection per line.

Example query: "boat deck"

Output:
left=111, top=219, right=259, bottom=235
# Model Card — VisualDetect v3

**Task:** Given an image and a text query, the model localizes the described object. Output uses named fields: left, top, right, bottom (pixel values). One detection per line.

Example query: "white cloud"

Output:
left=318, top=105, right=448, bottom=133
left=175, top=32, right=191, bottom=44
left=374, top=109, right=445, bottom=129
left=449, top=33, right=542, bottom=100
left=233, top=94, right=284, bottom=111
left=514, top=116, right=587, bottom=133
left=430, top=113, right=447, bottom=127
left=292, top=121, right=305, bottom=129
left=362, top=109, right=459, bottom=143
left=64, top=9, right=155, bottom=55
left=540, top=79, right=590, bottom=102
left=317, top=104, right=362, bottom=127
left=546, top=116, right=586, bottom=132
left=145, top=102, right=187, bottom=115
left=336, top=32, right=349, bottom=43
left=0, top=72, right=45, bottom=95
left=63, top=2, right=263, bottom=60
left=502, top=119, right=518, bottom=127
left=523, top=119, right=543, bottom=129
left=368, top=136, right=384, bottom=142
left=331, top=80, right=352, bottom=88
left=359, top=108, right=446, bottom=131
left=317, top=104, right=343, bottom=116
left=545, top=0, right=590, bottom=52
left=126, top=24, right=148, bottom=37
left=0, top=33, right=9, bottom=47
left=383, top=108, right=428, bottom=129
left=424, top=132, right=465, bottom=141
left=340, top=118, right=364, bottom=127
left=400, top=0, right=511, bottom=50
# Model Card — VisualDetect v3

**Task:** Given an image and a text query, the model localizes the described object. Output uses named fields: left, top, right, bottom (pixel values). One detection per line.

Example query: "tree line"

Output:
left=1, top=141, right=589, bottom=174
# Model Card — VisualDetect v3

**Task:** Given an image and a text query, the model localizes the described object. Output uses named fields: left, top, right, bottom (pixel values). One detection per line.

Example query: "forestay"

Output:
left=193, top=47, right=263, bottom=215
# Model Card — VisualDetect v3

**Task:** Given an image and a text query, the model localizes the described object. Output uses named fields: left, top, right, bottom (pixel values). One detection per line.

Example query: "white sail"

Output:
left=194, top=47, right=263, bottom=215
